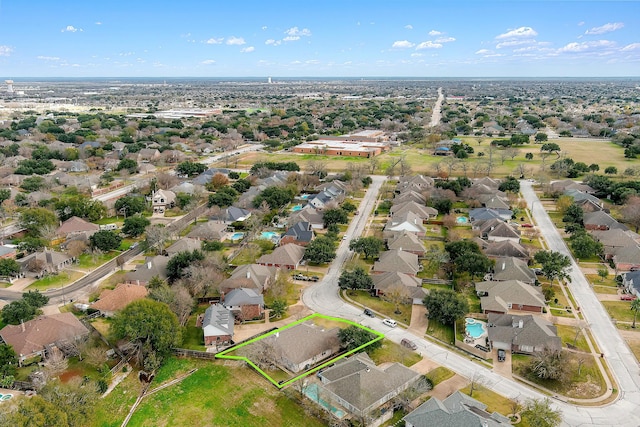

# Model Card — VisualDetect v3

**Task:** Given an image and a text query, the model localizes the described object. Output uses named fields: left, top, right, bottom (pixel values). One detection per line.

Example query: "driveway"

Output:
left=492, top=349, right=512, bottom=379
left=409, top=304, right=428, bottom=334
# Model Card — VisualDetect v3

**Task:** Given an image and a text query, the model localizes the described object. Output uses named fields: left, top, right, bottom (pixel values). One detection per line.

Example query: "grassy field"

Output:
left=458, top=384, right=531, bottom=426
left=555, top=324, right=590, bottom=352
left=346, top=289, right=412, bottom=324
left=426, top=318, right=455, bottom=345
left=425, top=366, right=455, bottom=386
left=230, top=137, right=631, bottom=178
left=602, top=300, right=636, bottom=323
left=26, top=270, right=85, bottom=290
left=125, top=358, right=327, bottom=427
left=368, top=338, right=423, bottom=367
left=77, top=251, right=119, bottom=269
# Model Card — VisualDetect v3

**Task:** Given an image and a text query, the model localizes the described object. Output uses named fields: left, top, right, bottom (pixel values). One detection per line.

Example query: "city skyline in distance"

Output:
left=0, top=0, right=638, bottom=78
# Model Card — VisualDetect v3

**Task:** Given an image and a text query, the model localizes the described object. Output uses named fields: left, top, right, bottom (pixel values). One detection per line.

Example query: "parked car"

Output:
left=533, top=268, right=544, bottom=275
left=497, top=349, right=506, bottom=362
left=521, top=223, right=534, bottom=228
left=382, top=318, right=397, bottom=328
left=401, top=338, right=417, bottom=350
left=310, top=275, right=320, bottom=282
left=364, top=308, right=375, bottom=317
left=621, top=294, right=637, bottom=301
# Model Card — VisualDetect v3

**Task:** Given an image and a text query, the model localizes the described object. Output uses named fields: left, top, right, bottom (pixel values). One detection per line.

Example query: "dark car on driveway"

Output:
left=364, top=308, right=375, bottom=317
left=497, top=349, right=506, bottom=362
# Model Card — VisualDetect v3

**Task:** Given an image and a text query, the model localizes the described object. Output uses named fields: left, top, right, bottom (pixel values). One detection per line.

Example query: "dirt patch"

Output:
left=59, top=369, right=83, bottom=383
left=566, top=376, right=603, bottom=398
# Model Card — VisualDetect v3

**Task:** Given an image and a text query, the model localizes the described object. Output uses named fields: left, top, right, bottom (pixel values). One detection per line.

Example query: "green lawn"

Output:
left=27, top=270, right=85, bottom=290
left=368, top=338, right=422, bottom=367
left=426, top=366, right=455, bottom=386
left=602, top=300, right=636, bottom=323
left=77, top=251, right=119, bottom=269
left=555, top=324, right=590, bottom=352
left=182, top=312, right=206, bottom=351
left=125, top=358, right=327, bottom=427
left=91, top=372, right=144, bottom=427
left=459, top=384, right=529, bottom=426
left=345, top=290, right=412, bottom=324
left=426, top=318, right=455, bottom=345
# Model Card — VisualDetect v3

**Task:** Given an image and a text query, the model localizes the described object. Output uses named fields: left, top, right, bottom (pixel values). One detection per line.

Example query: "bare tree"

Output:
left=44, top=349, right=69, bottom=379
left=368, top=157, right=379, bottom=174
left=443, top=157, right=459, bottom=176
left=506, top=147, right=520, bottom=161
left=459, top=160, right=469, bottom=177
left=66, top=240, right=88, bottom=258
left=383, top=283, right=410, bottom=314
left=144, top=224, right=170, bottom=254
left=399, top=155, right=412, bottom=176
left=307, top=159, right=328, bottom=178
left=515, top=163, right=529, bottom=178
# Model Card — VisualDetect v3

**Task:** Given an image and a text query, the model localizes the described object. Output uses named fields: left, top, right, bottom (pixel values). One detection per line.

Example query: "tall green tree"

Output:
left=631, top=299, right=640, bottom=329
left=569, top=231, right=603, bottom=259
left=521, top=398, right=562, bottom=427
left=122, top=215, right=151, bottom=237
left=176, top=161, right=207, bottom=177
left=323, top=208, right=349, bottom=227
left=349, top=236, right=385, bottom=259
left=111, top=299, right=182, bottom=372
left=423, top=289, right=469, bottom=325
left=0, top=258, right=20, bottom=277
left=338, top=267, right=373, bottom=290
left=89, top=230, right=123, bottom=252
left=0, top=343, right=18, bottom=378
left=166, top=250, right=205, bottom=283
left=115, top=196, right=146, bottom=217
left=19, top=207, right=58, bottom=237
left=303, top=236, right=336, bottom=264
left=533, top=251, right=572, bottom=283
left=337, top=325, right=381, bottom=352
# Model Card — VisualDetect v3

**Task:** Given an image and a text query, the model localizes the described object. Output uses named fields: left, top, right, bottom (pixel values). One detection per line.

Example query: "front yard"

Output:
left=26, top=270, right=85, bottom=290
left=345, top=289, right=412, bottom=325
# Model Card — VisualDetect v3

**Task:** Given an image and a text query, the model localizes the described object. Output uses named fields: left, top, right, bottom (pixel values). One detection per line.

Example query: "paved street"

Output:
left=303, top=178, right=640, bottom=427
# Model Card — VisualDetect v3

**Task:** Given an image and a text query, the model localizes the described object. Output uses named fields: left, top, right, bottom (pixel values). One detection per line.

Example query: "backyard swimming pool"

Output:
left=291, top=205, right=303, bottom=212
left=303, top=384, right=345, bottom=418
left=456, top=216, right=469, bottom=224
left=260, top=231, right=280, bottom=240
left=230, top=232, right=245, bottom=240
left=465, top=318, right=487, bottom=339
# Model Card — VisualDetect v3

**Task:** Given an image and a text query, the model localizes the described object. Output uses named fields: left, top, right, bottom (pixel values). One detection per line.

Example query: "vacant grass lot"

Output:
left=426, top=318, right=455, bottom=345
left=602, top=300, right=636, bottom=323
left=368, top=339, right=422, bottom=367
left=232, top=138, right=629, bottom=178
left=426, top=366, right=455, bottom=386
left=77, top=251, right=119, bottom=269
left=346, top=289, right=412, bottom=325
left=126, top=358, right=326, bottom=427
left=555, top=324, right=590, bottom=352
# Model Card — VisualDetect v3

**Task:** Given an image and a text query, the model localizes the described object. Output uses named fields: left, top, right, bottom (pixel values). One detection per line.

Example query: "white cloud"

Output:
left=201, top=59, right=216, bottom=65
left=496, top=26, right=537, bottom=39
left=405, top=24, right=413, bottom=30
left=392, top=40, right=415, bottom=49
left=61, top=25, right=82, bottom=33
left=95, top=21, right=102, bottom=25
left=411, top=53, right=423, bottom=57
left=37, top=55, right=60, bottom=61
left=585, top=22, right=624, bottom=35
left=558, top=40, right=616, bottom=53
left=435, top=36, right=456, bottom=43
left=416, top=41, right=443, bottom=50
left=205, top=37, right=224, bottom=44
left=241, top=46, right=255, bottom=53
left=261, top=26, right=267, bottom=30
left=285, top=27, right=311, bottom=37
left=428, top=30, right=443, bottom=36
left=496, top=39, right=536, bottom=49
left=475, top=49, right=492, bottom=55
left=265, top=39, right=281, bottom=46
left=305, top=59, right=320, bottom=65
left=283, top=36, right=300, bottom=42
left=0, top=46, right=13, bottom=56
left=578, top=21, right=585, bottom=26
left=226, top=36, right=246, bottom=45
left=622, top=43, right=640, bottom=51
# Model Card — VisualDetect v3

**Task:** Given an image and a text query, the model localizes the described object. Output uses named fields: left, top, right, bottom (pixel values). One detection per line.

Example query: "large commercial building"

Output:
left=293, top=131, right=390, bottom=157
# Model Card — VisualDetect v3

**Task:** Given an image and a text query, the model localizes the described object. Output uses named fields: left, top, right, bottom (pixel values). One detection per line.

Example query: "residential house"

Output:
left=612, top=244, right=640, bottom=272
left=170, top=182, right=197, bottom=195
left=475, top=280, right=546, bottom=314
left=256, top=243, right=306, bottom=270
left=550, top=179, right=595, bottom=195
left=481, top=240, right=530, bottom=260
left=476, top=219, right=521, bottom=243
left=372, top=271, right=427, bottom=304
left=395, top=175, right=434, bottom=193
left=17, top=250, right=75, bottom=278
left=389, top=201, right=438, bottom=221
left=403, top=390, right=511, bottom=427
left=583, top=211, right=627, bottom=231
left=386, top=232, right=426, bottom=257
left=308, top=190, right=339, bottom=210
left=137, top=148, right=161, bottom=164
left=469, top=208, right=513, bottom=223
left=318, top=352, right=420, bottom=421
left=478, top=194, right=510, bottom=210
left=564, top=189, right=603, bottom=209
left=623, top=271, right=640, bottom=297
left=222, top=288, right=264, bottom=320
left=224, top=206, right=252, bottom=224
left=490, top=257, right=537, bottom=285
left=220, top=264, right=276, bottom=294
left=201, top=304, right=234, bottom=347
left=288, top=206, right=325, bottom=230
left=165, top=237, right=202, bottom=256
left=394, top=190, right=426, bottom=206
left=575, top=198, right=605, bottom=213
left=487, top=313, right=562, bottom=354
left=591, top=228, right=640, bottom=270
left=474, top=177, right=502, bottom=189
left=56, top=216, right=100, bottom=239
left=373, top=249, right=420, bottom=276
left=124, top=256, right=170, bottom=285
left=152, top=189, right=176, bottom=214
left=187, top=221, right=229, bottom=241
left=91, top=283, right=149, bottom=317
left=0, top=313, right=89, bottom=365
left=0, top=245, right=17, bottom=260
left=280, top=221, right=314, bottom=246
left=263, top=322, right=340, bottom=373
left=384, top=211, right=426, bottom=237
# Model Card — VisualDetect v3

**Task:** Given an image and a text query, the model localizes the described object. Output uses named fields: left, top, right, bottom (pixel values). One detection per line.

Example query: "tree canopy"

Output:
left=323, top=208, right=349, bottom=227
left=1, top=291, right=49, bottom=325
left=122, top=215, right=151, bottom=237
left=166, top=250, right=205, bottom=283
left=533, top=251, right=572, bottom=283
left=303, top=236, right=336, bottom=264
left=337, top=325, right=381, bottom=352
left=423, top=289, right=469, bottom=325
left=115, top=196, right=147, bottom=217
left=19, top=207, right=58, bottom=238
left=111, top=299, right=182, bottom=372
left=89, top=230, right=122, bottom=252
left=176, top=161, right=207, bottom=177
left=252, top=186, right=295, bottom=210
left=0, top=258, right=20, bottom=277
left=338, top=267, right=373, bottom=290
left=349, top=236, right=385, bottom=259
left=521, top=398, right=562, bottom=427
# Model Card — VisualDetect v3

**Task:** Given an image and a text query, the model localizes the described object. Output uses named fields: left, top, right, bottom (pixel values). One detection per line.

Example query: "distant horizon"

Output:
left=1, top=1, right=638, bottom=77
left=2, top=76, right=640, bottom=81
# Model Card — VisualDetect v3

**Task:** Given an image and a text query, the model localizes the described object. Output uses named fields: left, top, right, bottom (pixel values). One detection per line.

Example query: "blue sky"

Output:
left=0, top=0, right=638, bottom=77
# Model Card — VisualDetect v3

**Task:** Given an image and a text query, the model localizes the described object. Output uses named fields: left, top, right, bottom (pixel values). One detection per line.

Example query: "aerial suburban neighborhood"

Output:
left=0, top=73, right=639, bottom=427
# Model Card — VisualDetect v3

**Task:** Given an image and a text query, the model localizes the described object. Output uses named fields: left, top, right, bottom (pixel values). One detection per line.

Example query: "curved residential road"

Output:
left=429, top=87, right=444, bottom=127
left=304, top=177, right=640, bottom=426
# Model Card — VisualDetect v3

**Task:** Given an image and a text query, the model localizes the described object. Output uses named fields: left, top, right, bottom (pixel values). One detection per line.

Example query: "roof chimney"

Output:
left=502, top=262, right=506, bottom=271
left=518, top=319, right=524, bottom=328
left=147, top=261, right=152, bottom=269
